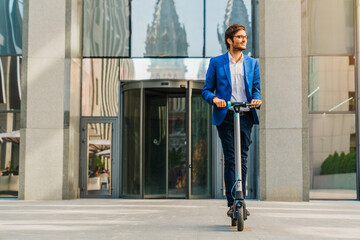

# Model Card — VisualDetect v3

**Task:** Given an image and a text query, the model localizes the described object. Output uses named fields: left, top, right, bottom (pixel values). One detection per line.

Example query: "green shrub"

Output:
left=95, top=156, right=105, bottom=169
left=320, top=149, right=356, bottom=175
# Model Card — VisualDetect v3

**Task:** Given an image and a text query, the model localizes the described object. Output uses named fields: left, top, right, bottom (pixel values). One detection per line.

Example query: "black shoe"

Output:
left=227, top=206, right=234, bottom=217
left=228, top=205, right=250, bottom=217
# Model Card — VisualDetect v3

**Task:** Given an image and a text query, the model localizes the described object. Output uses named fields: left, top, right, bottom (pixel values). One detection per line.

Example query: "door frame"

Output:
left=80, top=117, right=119, bottom=198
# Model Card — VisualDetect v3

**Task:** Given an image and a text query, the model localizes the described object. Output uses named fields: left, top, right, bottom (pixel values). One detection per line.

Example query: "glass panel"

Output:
left=131, top=0, right=204, bottom=57
left=119, top=58, right=210, bottom=81
left=82, top=58, right=119, bottom=116
left=308, top=56, right=355, bottom=112
left=308, top=0, right=354, bottom=55
left=309, top=114, right=356, bottom=200
left=83, top=0, right=130, bottom=57
left=206, top=0, right=252, bottom=57
left=0, top=57, right=21, bottom=109
left=0, top=112, right=20, bottom=198
left=86, top=122, right=112, bottom=196
left=122, top=89, right=141, bottom=195
left=168, top=97, right=186, bottom=196
left=145, top=93, right=166, bottom=195
left=191, top=93, right=211, bottom=196
left=0, top=0, right=23, bottom=55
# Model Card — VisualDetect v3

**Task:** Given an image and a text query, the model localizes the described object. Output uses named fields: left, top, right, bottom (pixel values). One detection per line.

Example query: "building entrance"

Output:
left=121, top=80, right=212, bottom=199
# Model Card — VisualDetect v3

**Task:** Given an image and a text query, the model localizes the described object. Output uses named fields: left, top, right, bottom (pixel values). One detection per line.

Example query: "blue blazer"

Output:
left=202, top=52, right=261, bottom=126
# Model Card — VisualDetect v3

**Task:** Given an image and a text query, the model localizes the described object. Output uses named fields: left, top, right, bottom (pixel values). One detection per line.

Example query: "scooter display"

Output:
left=227, top=101, right=257, bottom=232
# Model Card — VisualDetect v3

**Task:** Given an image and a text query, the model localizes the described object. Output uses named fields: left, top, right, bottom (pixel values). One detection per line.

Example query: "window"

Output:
left=0, top=0, right=23, bottom=56
left=83, top=0, right=130, bottom=57
left=82, top=58, right=119, bottom=116
left=308, top=0, right=354, bottom=56
left=119, top=58, right=210, bottom=80
left=206, top=0, right=252, bottom=57
left=131, top=0, right=204, bottom=57
left=308, top=56, right=355, bottom=112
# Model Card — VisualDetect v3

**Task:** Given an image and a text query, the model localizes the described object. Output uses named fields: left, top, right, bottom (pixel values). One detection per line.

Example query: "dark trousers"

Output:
left=216, top=111, right=254, bottom=207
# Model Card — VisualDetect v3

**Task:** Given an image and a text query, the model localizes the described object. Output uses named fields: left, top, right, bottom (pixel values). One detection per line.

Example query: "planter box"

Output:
left=313, top=173, right=356, bottom=189
left=0, top=175, right=19, bottom=192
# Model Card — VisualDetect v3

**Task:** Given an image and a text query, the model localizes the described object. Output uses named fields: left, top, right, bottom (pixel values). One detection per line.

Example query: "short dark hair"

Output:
left=225, top=24, right=246, bottom=50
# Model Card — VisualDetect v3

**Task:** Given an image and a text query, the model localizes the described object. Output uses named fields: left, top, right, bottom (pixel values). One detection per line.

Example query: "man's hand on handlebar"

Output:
left=213, top=97, right=227, bottom=108
left=250, top=99, right=262, bottom=108
left=213, top=97, right=262, bottom=108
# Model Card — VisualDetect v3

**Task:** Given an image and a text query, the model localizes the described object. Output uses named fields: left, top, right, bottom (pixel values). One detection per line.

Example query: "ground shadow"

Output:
left=197, top=224, right=251, bottom=232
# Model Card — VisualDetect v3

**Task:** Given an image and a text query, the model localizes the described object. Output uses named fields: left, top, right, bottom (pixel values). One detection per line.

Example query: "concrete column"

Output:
left=63, top=0, right=82, bottom=200
left=19, top=0, right=82, bottom=200
left=259, top=0, right=309, bottom=201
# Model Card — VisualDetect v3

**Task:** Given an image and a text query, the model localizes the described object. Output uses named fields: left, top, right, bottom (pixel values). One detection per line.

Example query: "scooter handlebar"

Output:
left=227, top=101, right=258, bottom=108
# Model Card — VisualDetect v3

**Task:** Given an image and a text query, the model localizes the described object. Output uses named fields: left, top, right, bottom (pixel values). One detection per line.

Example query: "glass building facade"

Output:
left=79, top=0, right=258, bottom=199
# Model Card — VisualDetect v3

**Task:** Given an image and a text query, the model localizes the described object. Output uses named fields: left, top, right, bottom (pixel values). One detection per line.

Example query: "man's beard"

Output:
left=234, top=45, right=246, bottom=51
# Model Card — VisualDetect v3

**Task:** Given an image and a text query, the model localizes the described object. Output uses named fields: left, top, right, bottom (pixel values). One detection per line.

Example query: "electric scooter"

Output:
left=227, top=101, right=257, bottom=232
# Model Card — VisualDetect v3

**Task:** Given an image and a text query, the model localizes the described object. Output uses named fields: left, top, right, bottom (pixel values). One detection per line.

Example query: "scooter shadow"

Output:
left=208, top=225, right=239, bottom=232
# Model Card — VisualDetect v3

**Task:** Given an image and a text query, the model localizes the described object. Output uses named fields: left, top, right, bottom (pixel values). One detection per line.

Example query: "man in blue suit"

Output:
left=202, top=24, right=261, bottom=217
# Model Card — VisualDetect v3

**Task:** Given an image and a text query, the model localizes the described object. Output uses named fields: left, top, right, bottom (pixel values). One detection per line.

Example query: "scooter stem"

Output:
left=234, top=111, right=243, bottom=196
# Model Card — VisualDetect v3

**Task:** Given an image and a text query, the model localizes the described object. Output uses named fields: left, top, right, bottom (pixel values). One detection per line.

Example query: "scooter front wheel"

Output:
left=237, top=206, right=244, bottom=231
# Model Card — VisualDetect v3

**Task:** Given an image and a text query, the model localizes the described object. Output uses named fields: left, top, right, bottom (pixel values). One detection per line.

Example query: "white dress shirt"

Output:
left=228, top=52, right=249, bottom=111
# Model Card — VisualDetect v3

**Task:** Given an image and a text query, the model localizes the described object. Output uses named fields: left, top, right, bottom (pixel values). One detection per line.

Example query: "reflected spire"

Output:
left=217, top=0, right=252, bottom=55
left=145, top=0, right=188, bottom=79
left=145, top=0, right=188, bottom=57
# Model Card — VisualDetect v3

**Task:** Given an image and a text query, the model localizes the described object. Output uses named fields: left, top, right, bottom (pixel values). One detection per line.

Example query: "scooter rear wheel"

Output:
left=237, top=206, right=244, bottom=231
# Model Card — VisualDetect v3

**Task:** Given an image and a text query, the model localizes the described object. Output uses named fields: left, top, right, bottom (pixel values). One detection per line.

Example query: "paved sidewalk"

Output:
left=0, top=199, right=359, bottom=240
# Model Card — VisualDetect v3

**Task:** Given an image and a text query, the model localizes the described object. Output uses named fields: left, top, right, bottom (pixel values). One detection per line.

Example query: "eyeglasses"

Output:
left=233, top=35, right=248, bottom=40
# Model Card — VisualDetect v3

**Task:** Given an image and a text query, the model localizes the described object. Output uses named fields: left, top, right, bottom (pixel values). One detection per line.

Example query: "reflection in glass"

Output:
left=308, top=0, right=354, bottom=55
left=83, top=0, right=130, bottom=57
left=309, top=114, right=356, bottom=199
left=145, top=93, right=166, bottom=195
left=206, top=0, right=252, bottom=57
left=168, top=97, right=186, bottom=197
left=119, top=58, right=210, bottom=81
left=0, top=113, right=20, bottom=197
left=0, top=0, right=23, bottom=55
left=82, top=58, right=119, bottom=116
left=122, top=89, right=141, bottom=195
left=0, top=57, right=21, bottom=109
left=131, top=0, right=203, bottom=57
left=86, top=123, right=112, bottom=196
left=191, top=94, right=211, bottom=196
left=308, top=56, right=355, bottom=112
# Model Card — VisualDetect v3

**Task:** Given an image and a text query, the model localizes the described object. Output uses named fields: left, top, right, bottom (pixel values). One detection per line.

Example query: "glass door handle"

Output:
left=153, top=138, right=160, bottom=146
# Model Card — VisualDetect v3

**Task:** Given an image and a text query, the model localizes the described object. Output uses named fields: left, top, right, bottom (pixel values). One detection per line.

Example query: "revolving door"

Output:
left=121, top=80, right=212, bottom=199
